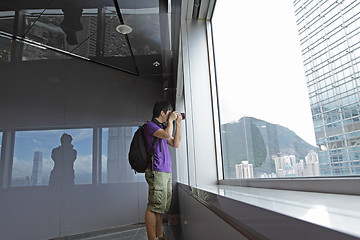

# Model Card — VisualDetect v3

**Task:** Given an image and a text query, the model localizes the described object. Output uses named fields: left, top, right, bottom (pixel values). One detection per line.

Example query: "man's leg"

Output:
left=145, top=210, right=157, bottom=240
left=155, top=212, right=163, bottom=237
left=146, top=210, right=164, bottom=240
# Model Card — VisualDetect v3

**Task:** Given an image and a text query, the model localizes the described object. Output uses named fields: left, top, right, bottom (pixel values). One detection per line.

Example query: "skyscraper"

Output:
left=294, top=0, right=360, bottom=176
left=31, top=151, right=43, bottom=186
left=107, top=127, right=136, bottom=183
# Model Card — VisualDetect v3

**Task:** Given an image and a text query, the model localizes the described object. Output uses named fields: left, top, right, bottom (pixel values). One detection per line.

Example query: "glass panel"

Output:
left=213, top=1, right=317, bottom=179
left=22, top=9, right=66, bottom=49
left=0, top=11, right=15, bottom=34
left=12, top=128, right=92, bottom=187
left=124, top=12, right=161, bottom=55
left=213, top=0, right=360, bottom=178
left=103, top=8, right=131, bottom=57
left=101, top=126, right=145, bottom=183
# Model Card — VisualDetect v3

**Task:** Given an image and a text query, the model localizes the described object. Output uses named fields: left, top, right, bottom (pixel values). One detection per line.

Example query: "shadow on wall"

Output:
left=49, top=133, right=77, bottom=188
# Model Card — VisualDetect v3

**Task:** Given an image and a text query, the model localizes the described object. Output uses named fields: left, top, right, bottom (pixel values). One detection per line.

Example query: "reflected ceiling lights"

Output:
left=116, top=24, right=133, bottom=34
left=153, top=61, right=160, bottom=67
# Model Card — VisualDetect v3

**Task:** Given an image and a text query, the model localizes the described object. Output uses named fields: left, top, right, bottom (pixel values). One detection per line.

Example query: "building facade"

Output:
left=235, top=161, right=254, bottom=179
left=294, top=0, right=360, bottom=176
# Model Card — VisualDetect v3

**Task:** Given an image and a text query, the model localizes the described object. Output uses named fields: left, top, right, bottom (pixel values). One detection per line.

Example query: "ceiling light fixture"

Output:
left=153, top=61, right=160, bottom=67
left=116, top=24, right=133, bottom=34
left=48, top=77, right=60, bottom=84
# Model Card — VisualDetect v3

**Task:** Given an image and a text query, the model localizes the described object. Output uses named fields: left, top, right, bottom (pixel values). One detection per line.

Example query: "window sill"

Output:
left=196, top=184, right=360, bottom=238
left=219, top=177, right=360, bottom=195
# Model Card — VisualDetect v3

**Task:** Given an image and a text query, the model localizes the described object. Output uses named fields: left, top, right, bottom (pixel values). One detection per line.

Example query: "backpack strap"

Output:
left=151, top=118, right=165, bottom=152
left=149, top=136, right=158, bottom=171
left=149, top=118, right=165, bottom=171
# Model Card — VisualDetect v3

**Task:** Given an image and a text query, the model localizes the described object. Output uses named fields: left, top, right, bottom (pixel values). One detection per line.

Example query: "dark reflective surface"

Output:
left=0, top=0, right=180, bottom=76
left=0, top=28, right=160, bottom=240
left=0, top=2, right=179, bottom=239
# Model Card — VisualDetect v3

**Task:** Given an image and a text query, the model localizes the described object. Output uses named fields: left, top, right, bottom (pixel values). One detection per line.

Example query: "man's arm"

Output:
left=153, top=111, right=177, bottom=140
left=167, top=113, right=182, bottom=148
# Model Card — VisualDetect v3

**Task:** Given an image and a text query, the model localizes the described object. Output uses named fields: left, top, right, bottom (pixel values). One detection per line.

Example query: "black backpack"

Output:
left=128, top=122, right=158, bottom=173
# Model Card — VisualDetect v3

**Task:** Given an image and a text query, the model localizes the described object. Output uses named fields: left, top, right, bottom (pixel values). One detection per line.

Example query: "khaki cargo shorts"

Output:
left=145, top=169, right=172, bottom=214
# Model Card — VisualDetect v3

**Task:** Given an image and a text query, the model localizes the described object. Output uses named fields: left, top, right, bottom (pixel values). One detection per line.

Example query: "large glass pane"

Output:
left=213, top=1, right=360, bottom=178
left=12, top=128, right=92, bottom=187
left=213, top=1, right=317, bottom=179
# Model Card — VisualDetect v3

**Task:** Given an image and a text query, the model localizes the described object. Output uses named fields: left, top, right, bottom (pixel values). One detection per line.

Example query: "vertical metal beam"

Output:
left=96, top=7, right=105, bottom=58
left=11, top=10, right=24, bottom=62
left=92, top=128, right=102, bottom=184
left=206, top=21, right=223, bottom=181
left=0, top=130, right=15, bottom=188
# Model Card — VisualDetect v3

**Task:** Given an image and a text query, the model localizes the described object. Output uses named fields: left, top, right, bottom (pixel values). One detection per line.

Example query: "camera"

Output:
left=171, top=111, right=185, bottom=120
left=180, top=112, right=186, bottom=120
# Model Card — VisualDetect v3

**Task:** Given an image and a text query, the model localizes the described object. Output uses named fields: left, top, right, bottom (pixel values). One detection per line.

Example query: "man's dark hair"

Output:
left=153, top=100, right=173, bottom=118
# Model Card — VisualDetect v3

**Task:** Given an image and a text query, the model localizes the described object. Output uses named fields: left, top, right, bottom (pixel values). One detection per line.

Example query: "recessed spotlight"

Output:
left=116, top=24, right=133, bottom=34
left=153, top=61, right=160, bottom=67
left=48, top=77, right=60, bottom=84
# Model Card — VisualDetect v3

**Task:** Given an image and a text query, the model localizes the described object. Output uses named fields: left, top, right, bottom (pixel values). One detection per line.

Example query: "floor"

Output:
left=52, top=222, right=182, bottom=240
left=80, top=225, right=148, bottom=240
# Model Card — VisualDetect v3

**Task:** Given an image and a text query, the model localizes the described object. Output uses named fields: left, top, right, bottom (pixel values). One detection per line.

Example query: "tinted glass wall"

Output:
left=213, top=1, right=360, bottom=179
left=0, top=33, right=162, bottom=239
left=212, top=1, right=319, bottom=179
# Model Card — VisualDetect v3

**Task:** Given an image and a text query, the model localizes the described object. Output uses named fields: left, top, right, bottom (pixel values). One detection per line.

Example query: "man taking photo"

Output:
left=143, top=100, right=182, bottom=240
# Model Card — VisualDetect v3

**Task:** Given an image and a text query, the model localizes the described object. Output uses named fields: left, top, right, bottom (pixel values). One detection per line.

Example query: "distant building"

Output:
left=296, top=160, right=306, bottom=177
left=31, top=151, right=43, bottom=186
left=235, top=161, right=254, bottom=179
left=304, top=150, right=320, bottom=177
left=294, top=1, right=360, bottom=176
left=273, top=154, right=296, bottom=178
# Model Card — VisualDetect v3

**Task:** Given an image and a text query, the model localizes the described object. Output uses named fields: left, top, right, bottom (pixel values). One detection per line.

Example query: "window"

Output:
left=12, top=128, right=92, bottom=187
left=101, top=126, right=144, bottom=183
left=212, top=1, right=317, bottom=179
left=212, top=1, right=360, bottom=179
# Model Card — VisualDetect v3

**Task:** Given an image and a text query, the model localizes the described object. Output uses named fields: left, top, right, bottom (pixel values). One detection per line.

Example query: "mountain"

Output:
left=221, top=116, right=316, bottom=178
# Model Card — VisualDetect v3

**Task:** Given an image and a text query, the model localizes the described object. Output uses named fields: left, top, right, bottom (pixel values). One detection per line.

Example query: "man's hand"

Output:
left=167, top=111, right=182, bottom=148
left=175, top=112, right=182, bottom=125
left=168, top=111, right=177, bottom=122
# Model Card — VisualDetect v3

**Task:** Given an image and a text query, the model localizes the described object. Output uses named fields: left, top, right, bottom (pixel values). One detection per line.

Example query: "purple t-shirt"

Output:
left=143, top=121, right=172, bottom=172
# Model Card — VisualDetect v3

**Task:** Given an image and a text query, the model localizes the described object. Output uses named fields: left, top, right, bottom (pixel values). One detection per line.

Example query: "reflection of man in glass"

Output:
left=49, top=133, right=77, bottom=187
left=60, top=0, right=83, bottom=45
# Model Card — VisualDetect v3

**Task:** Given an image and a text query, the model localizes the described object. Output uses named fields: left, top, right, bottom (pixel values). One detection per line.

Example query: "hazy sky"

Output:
left=212, top=1, right=316, bottom=146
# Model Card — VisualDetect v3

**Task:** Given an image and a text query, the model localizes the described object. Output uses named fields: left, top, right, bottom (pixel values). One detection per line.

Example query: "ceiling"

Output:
left=0, top=0, right=181, bottom=79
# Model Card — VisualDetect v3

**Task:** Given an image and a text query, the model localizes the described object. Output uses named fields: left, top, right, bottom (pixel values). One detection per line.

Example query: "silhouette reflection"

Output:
left=49, top=133, right=77, bottom=187
left=60, top=0, right=83, bottom=45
